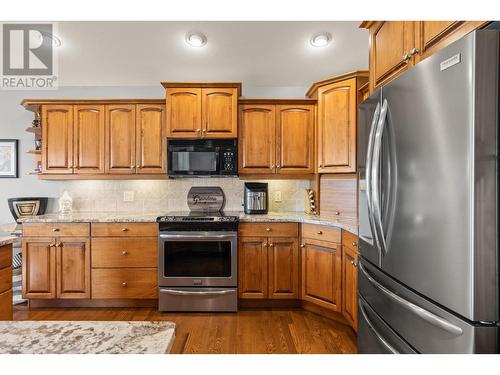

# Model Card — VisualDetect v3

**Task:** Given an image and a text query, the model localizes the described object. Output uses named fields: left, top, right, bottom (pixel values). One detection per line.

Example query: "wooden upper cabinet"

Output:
left=136, top=104, right=165, bottom=174
left=73, top=105, right=105, bottom=174
left=276, top=105, right=314, bottom=174
left=22, top=238, right=56, bottom=299
left=202, top=88, right=238, bottom=137
left=166, top=88, right=202, bottom=138
left=42, top=105, right=74, bottom=174
left=238, top=237, right=268, bottom=299
left=238, top=105, right=276, bottom=174
left=105, top=105, right=136, bottom=174
left=317, top=78, right=357, bottom=173
left=56, top=237, right=90, bottom=299
left=268, top=237, right=299, bottom=299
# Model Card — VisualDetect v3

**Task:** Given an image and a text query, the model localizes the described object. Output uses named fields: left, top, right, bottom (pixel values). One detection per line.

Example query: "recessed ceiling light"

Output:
left=185, top=31, right=207, bottom=47
left=310, top=32, right=332, bottom=48
left=37, top=31, right=62, bottom=48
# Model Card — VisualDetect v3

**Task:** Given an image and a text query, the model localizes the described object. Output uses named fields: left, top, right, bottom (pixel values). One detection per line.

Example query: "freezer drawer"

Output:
left=359, top=258, right=499, bottom=353
left=358, top=296, right=417, bottom=354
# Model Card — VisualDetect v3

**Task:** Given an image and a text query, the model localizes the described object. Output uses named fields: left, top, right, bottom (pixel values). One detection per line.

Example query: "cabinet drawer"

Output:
left=0, top=244, right=12, bottom=269
left=342, top=230, right=359, bottom=252
left=0, top=289, right=13, bottom=320
left=0, top=266, right=12, bottom=294
left=91, top=223, right=158, bottom=237
left=91, top=268, right=157, bottom=299
left=301, top=224, right=340, bottom=243
left=91, top=238, right=158, bottom=268
left=238, top=223, right=298, bottom=238
left=23, top=223, right=90, bottom=237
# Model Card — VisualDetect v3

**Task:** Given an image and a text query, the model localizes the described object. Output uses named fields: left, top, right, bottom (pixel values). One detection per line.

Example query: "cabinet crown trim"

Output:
left=305, top=70, right=369, bottom=98
left=21, top=99, right=164, bottom=113
left=161, top=82, right=242, bottom=96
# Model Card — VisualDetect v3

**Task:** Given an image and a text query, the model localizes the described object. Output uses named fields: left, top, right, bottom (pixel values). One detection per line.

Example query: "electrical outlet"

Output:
left=123, top=191, right=135, bottom=202
left=274, top=191, right=282, bottom=202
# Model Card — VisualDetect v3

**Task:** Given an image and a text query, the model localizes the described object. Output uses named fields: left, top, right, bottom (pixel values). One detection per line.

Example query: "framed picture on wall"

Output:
left=0, top=139, right=19, bottom=178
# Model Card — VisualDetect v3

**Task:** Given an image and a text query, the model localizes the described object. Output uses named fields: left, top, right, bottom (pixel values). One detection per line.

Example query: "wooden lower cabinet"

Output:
left=56, top=238, right=90, bottom=299
left=342, top=245, right=358, bottom=331
left=22, top=238, right=57, bottom=299
left=301, top=240, right=342, bottom=312
left=238, top=231, right=299, bottom=300
left=91, top=268, right=157, bottom=299
left=0, top=244, right=13, bottom=320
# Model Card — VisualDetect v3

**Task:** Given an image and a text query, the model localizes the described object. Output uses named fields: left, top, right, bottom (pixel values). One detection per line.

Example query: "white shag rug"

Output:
left=0, top=321, right=176, bottom=354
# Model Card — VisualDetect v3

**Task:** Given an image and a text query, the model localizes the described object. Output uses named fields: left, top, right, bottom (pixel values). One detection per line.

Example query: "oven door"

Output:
left=159, top=231, right=237, bottom=287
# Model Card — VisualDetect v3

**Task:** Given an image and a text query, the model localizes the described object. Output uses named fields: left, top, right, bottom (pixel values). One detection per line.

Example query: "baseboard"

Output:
left=28, top=299, right=158, bottom=308
left=238, top=299, right=301, bottom=309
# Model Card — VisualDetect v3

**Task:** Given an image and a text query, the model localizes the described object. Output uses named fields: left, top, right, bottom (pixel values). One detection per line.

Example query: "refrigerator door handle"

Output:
left=359, top=298, right=399, bottom=353
left=359, top=262, right=464, bottom=336
left=371, top=99, right=388, bottom=255
left=365, top=102, right=382, bottom=254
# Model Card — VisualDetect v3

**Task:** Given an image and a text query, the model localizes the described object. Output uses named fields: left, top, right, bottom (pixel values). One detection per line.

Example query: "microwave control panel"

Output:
left=222, top=151, right=236, bottom=172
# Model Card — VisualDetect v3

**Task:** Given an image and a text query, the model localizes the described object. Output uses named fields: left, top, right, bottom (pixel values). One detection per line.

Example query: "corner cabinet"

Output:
left=163, top=83, right=240, bottom=139
left=307, top=72, right=368, bottom=174
left=22, top=100, right=166, bottom=179
left=341, top=229, right=359, bottom=331
left=361, top=21, right=490, bottom=92
left=238, top=99, right=316, bottom=175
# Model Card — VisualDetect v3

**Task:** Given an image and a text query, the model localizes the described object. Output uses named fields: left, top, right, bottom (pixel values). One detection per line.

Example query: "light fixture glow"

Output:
left=310, top=32, right=332, bottom=47
left=185, top=31, right=207, bottom=47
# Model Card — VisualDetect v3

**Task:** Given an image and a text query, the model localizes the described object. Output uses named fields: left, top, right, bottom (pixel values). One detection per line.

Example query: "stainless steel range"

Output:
left=157, top=187, right=238, bottom=312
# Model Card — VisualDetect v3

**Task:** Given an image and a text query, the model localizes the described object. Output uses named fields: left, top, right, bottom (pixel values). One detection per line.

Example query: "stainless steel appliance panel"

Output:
left=359, top=258, right=499, bottom=353
left=159, top=287, right=237, bottom=312
left=370, top=31, right=499, bottom=322
left=358, top=296, right=417, bottom=354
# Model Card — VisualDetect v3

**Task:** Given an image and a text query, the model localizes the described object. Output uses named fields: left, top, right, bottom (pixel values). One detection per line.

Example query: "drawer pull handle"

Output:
left=52, top=228, right=60, bottom=232
left=121, top=228, right=129, bottom=232
left=121, top=250, right=128, bottom=256
left=265, top=228, right=271, bottom=232
left=122, top=282, right=128, bottom=287
left=317, top=231, right=323, bottom=235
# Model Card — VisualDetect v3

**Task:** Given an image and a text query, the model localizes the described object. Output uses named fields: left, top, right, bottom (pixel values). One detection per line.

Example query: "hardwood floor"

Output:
left=13, top=305, right=357, bottom=354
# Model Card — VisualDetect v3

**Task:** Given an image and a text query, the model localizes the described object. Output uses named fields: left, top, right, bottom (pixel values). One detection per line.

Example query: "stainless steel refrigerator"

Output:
left=357, top=30, right=500, bottom=354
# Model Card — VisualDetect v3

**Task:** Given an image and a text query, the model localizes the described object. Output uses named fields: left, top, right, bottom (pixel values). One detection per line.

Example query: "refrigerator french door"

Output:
left=358, top=30, right=500, bottom=353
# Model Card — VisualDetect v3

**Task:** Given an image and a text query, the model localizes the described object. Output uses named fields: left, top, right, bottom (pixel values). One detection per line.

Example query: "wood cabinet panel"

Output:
left=0, top=290, right=12, bottom=320
left=202, top=88, right=238, bottom=137
left=238, top=223, right=298, bottom=238
left=91, top=223, right=158, bottom=237
left=342, top=230, right=359, bottom=252
left=301, top=224, right=341, bottom=243
left=42, top=105, right=74, bottom=174
left=91, top=268, right=157, bottom=299
left=238, top=105, right=276, bottom=174
left=0, top=267, right=11, bottom=294
left=238, top=237, right=268, bottom=299
left=317, top=79, right=357, bottom=173
left=56, top=237, right=90, bottom=299
left=301, top=241, right=342, bottom=311
left=166, top=88, right=202, bottom=138
left=91, top=237, right=158, bottom=268
left=105, top=105, right=136, bottom=174
left=73, top=105, right=105, bottom=174
left=0, top=244, right=12, bottom=269
left=319, top=174, right=357, bottom=218
left=22, top=239, right=56, bottom=299
left=136, top=104, right=165, bottom=174
left=276, top=105, right=314, bottom=174
left=342, top=245, right=358, bottom=331
left=23, top=223, right=90, bottom=238
left=268, top=237, right=299, bottom=299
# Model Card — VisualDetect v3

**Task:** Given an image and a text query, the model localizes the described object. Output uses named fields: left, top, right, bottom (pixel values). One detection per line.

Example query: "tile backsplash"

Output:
left=57, top=178, right=309, bottom=213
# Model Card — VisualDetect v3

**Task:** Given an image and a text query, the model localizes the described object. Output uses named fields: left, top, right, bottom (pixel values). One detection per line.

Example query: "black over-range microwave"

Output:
left=167, top=138, right=238, bottom=177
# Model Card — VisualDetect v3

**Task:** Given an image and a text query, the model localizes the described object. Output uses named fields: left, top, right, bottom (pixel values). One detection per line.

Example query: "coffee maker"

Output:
left=244, top=183, right=268, bottom=214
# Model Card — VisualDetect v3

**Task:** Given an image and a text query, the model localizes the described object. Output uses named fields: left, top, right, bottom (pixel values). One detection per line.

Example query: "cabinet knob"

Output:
left=269, top=243, right=274, bottom=247
left=317, top=231, right=323, bottom=235
left=52, top=228, right=60, bottom=232
left=402, top=52, right=410, bottom=62
left=130, top=165, right=135, bottom=169
left=276, top=165, right=281, bottom=169
left=122, top=250, right=128, bottom=256
left=300, top=244, right=305, bottom=248
left=265, top=227, right=271, bottom=232
left=270, top=165, right=275, bottom=169
left=263, top=243, right=268, bottom=247
left=56, top=242, right=63, bottom=248
left=410, top=47, right=419, bottom=56
left=334, top=211, right=340, bottom=215
left=319, top=164, right=323, bottom=168
left=202, top=129, right=207, bottom=133
left=352, top=242, right=357, bottom=247
left=121, top=228, right=129, bottom=232
left=122, top=282, right=128, bottom=287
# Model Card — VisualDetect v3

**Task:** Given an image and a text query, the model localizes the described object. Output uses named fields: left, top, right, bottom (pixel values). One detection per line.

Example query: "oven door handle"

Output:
left=159, top=233, right=237, bottom=240
left=160, top=289, right=236, bottom=296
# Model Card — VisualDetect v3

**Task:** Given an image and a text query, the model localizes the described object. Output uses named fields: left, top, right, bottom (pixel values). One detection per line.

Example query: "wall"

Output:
left=0, top=85, right=308, bottom=224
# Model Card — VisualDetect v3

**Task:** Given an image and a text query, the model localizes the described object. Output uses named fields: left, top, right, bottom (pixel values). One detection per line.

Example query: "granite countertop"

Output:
left=20, top=211, right=358, bottom=235
left=0, top=236, right=16, bottom=247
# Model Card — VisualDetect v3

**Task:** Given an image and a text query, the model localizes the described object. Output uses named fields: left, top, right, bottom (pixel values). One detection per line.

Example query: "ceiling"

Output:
left=56, top=21, right=368, bottom=89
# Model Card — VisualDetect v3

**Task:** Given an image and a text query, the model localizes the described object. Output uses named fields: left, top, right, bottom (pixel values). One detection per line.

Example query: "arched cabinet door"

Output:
left=42, top=105, right=74, bottom=174
left=105, top=105, right=136, bottom=174
left=136, top=104, right=165, bottom=174
left=202, top=88, right=238, bottom=138
left=166, top=88, right=202, bottom=138
left=238, top=105, right=276, bottom=174
left=73, top=105, right=105, bottom=174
